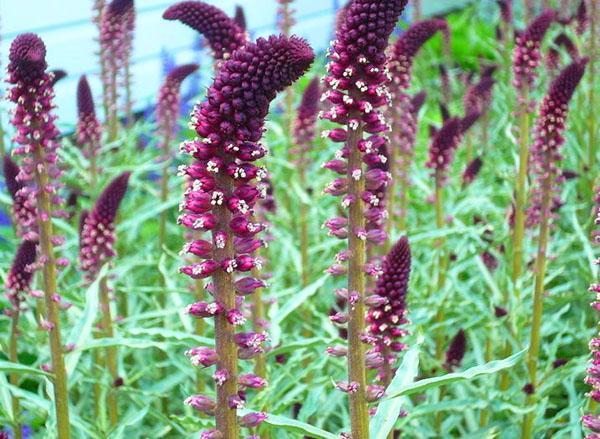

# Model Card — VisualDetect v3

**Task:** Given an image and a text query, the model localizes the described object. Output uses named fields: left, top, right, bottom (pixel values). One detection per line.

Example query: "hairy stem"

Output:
left=347, top=123, right=370, bottom=439
left=33, top=146, right=71, bottom=439
left=213, top=171, right=239, bottom=439
left=99, top=276, right=119, bottom=427
left=9, top=309, right=22, bottom=439
left=521, top=177, right=552, bottom=439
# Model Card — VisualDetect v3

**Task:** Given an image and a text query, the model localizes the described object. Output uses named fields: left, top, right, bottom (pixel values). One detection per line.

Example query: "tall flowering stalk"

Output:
left=293, top=77, right=319, bottom=286
left=7, top=33, right=70, bottom=438
left=177, top=35, right=313, bottom=438
left=5, top=239, right=37, bottom=439
left=163, top=1, right=246, bottom=63
left=100, top=0, right=134, bottom=141
left=582, top=184, right=600, bottom=437
left=76, top=75, right=102, bottom=188
left=586, top=0, right=597, bottom=192
left=387, top=19, right=447, bottom=234
left=79, top=172, right=130, bottom=426
left=321, top=1, right=407, bottom=436
left=463, top=72, right=496, bottom=161
left=520, top=58, right=588, bottom=439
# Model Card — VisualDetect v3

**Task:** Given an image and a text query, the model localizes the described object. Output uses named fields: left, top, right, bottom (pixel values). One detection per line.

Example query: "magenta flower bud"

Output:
left=364, top=295, right=388, bottom=307
left=3, top=155, right=37, bottom=238
left=180, top=260, right=219, bottom=279
left=366, top=385, right=386, bottom=402
left=177, top=213, right=217, bottom=231
left=226, top=309, right=246, bottom=326
left=213, top=369, right=230, bottom=386
left=326, top=345, right=348, bottom=357
left=76, top=75, right=101, bottom=154
left=186, top=301, right=224, bottom=318
left=365, top=169, right=390, bottom=191
left=336, top=381, right=359, bottom=394
left=163, top=1, right=246, bottom=60
left=239, top=374, right=268, bottom=389
left=444, top=329, right=467, bottom=372
left=330, top=312, right=349, bottom=324
left=228, top=394, right=245, bottom=409
left=512, top=9, right=556, bottom=92
left=323, top=159, right=347, bottom=174
left=184, top=394, right=217, bottom=416
left=234, top=255, right=258, bottom=272
left=157, top=64, right=199, bottom=141
left=186, top=347, right=218, bottom=367
left=234, top=277, right=265, bottom=295
left=365, top=350, right=385, bottom=369
left=240, top=412, right=268, bottom=428
left=79, top=173, right=130, bottom=279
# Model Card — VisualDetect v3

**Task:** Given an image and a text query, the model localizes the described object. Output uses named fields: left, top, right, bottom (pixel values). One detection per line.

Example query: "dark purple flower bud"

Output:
left=234, top=277, right=265, bottom=295
left=163, top=1, right=246, bottom=60
left=184, top=394, right=216, bottom=415
left=49, top=69, right=67, bottom=86
left=481, top=250, right=499, bottom=272
left=512, top=9, right=556, bottom=92
left=233, top=5, right=247, bottom=31
left=186, top=301, right=224, bottom=318
left=426, top=117, right=464, bottom=176
left=79, top=173, right=130, bottom=279
left=186, top=346, right=218, bottom=367
left=462, top=157, right=483, bottom=187
left=240, top=412, right=267, bottom=428
left=575, top=0, right=588, bottom=35
left=6, top=239, right=38, bottom=307
left=3, top=155, right=36, bottom=238
left=527, top=58, right=588, bottom=228
left=76, top=75, right=102, bottom=150
left=444, top=329, right=467, bottom=371
left=496, top=0, right=512, bottom=24
left=463, top=76, right=495, bottom=117
left=326, top=345, right=348, bottom=357
left=366, top=385, right=386, bottom=402
left=336, top=381, right=359, bottom=394
left=238, top=374, right=268, bottom=389
left=522, top=383, right=535, bottom=395
left=228, top=394, right=245, bottom=409
left=293, top=77, right=320, bottom=157
left=494, top=306, right=508, bottom=318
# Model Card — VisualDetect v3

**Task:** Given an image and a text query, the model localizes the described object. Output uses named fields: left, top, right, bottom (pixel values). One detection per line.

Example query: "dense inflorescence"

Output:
left=547, top=33, right=580, bottom=75
left=425, top=117, right=465, bottom=180
left=582, top=185, right=600, bottom=437
left=292, top=77, right=320, bottom=164
left=234, top=5, right=246, bottom=32
left=366, top=236, right=411, bottom=381
left=3, top=155, right=36, bottom=239
left=156, top=63, right=199, bottom=142
left=463, top=74, right=495, bottom=118
left=79, top=173, right=130, bottom=280
left=163, top=1, right=246, bottom=61
left=6, top=239, right=38, bottom=310
left=497, top=0, right=513, bottom=25
left=178, top=35, right=313, bottom=435
left=462, top=156, right=483, bottom=187
left=444, top=329, right=467, bottom=371
left=76, top=75, right=102, bottom=154
left=512, top=9, right=556, bottom=94
left=526, top=58, right=588, bottom=227
left=7, top=33, right=66, bottom=242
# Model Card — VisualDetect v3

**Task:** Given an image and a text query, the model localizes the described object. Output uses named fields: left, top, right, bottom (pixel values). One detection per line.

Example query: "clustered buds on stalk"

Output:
left=76, top=75, right=102, bottom=155
left=443, top=329, right=467, bottom=372
left=79, top=173, right=130, bottom=280
left=163, top=1, right=246, bottom=61
left=463, top=73, right=495, bottom=119
left=7, top=33, right=67, bottom=243
left=512, top=9, right=556, bottom=94
left=426, top=117, right=466, bottom=181
left=575, top=0, right=588, bottom=35
left=178, top=35, right=313, bottom=436
left=6, top=239, right=38, bottom=310
left=234, top=5, right=246, bottom=32
left=3, top=155, right=36, bottom=239
left=582, top=186, right=600, bottom=436
left=462, top=156, right=483, bottom=187
left=366, top=237, right=411, bottom=383
left=292, top=77, right=320, bottom=163
left=546, top=33, right=579, bottom=76
left=156, top=64, right=199, bottom=142
left=526, top=59, right=588, bottom=227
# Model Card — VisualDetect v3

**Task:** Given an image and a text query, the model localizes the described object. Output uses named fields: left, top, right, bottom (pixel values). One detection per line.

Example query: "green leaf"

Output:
left=76, top=338, right=168, bottom=351
left=370, top=336, right=423, bottom=439
left=110, top=405, right=150, bottom=438
left=385, top=348, right=527, bottom=400
left=238, top=410, right=337, bottom=439
left=0, top=361, right=52, bottom=378
left=65, top=265, right=106, bottom=374
left=0, top=373, right=13, bottom=420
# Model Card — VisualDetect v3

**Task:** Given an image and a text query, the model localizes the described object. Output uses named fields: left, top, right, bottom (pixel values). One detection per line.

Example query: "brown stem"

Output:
left=99, top=276, right=119, bottom=427
left=9, top=308, right=22, bottom=439
left=347, top=122, right=370, bottom=438
left=33, top=146, right=71, bottom=439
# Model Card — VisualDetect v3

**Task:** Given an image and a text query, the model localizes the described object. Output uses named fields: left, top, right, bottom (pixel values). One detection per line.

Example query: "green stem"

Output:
left=213, top=170, right=239, bottom=439
left=99, top=276, right=119, bottom=427
left=251, top=276, right=267, bottom=378
left=124, top=61, right=133, bottom=127
left=108, top=59, right=119, bottom=142
left=90, top=145, right=98, bottom=191
left=33, top=146, right=71, bottom=439
left=9, top=308, right=22, bottom=439
left=299, top=164, right=310, bottom=286
left=433, top=172, right=447, bottom=362
left=347, top=122, right=370, bottom=439
left=521, top=177, right=552, bottom=439
left=588, top=0, right=597, bottom=179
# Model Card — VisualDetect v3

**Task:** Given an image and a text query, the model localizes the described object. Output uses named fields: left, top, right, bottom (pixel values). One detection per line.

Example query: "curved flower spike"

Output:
left=163, top=1, right=246, bottom=60
left=6, top=239, right=38, bottom=306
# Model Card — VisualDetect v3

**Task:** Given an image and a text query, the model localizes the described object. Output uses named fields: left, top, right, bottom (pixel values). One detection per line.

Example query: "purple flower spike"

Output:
left=292, top=77, right=320, bottom=162
left=426, top=117, right=464, bottom=178
left=6, top=239, right=38, bottom=308
left=3, top=155, right=37, bottom=238
left=157, top=63, right=199, bottom=141
left=234, top=5, right=246, bottom=31
left=163, top=1, right=246, bottom=60
left=496, top=0, right=513, bottom=25
left=79, top=172, right=130, bottom=279
left=526, top=58, right=588, bottom=228
left=444, top=329, right=467, bottom=372
left=76, top=75, right=102, bottom=153
left=462, top=156, right=483, bottom=187
left=512, top=9, right=556, bottom=93
left=367, top=237, right=411, bottom=378
left=463, top=76, right=495, bottom=118
left=575, top=0, right=588, bottom=35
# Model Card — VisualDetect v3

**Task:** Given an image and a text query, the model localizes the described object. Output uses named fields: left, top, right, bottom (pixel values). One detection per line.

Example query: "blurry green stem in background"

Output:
left=298, top=159, right=310, bottom=286
left=33, top=145, right=71, bottom=439
left=433, top=170, right=449, bottom=362
left=346, top=119, right=370, bottom=439
left=521, top=176, right=553, bottom=439
left=124, top=62, right=134, bottom=127
left=99, top=275, right=119, bottom=427
left=9, top=307, right=22, bottom=439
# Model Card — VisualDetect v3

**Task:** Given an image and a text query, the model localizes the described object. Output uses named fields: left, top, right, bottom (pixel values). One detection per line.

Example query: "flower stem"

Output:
left=433, top=172, right=448, bottom=362
left=521, top=177, right=552, bottom=439
left=251, top=276, right=267, bottom=378
left=299, top=165, right=310, bottom=286
left=107, top=60, right=119, bottom=142
left=32, top=146, right=71, bottom=439
left=124, top=61, right=133, bottom=127
left=90, top=145, right=98, bottom=190
left=588, top=0, right=597, bottom=183
left=213, top=171, right=239, bottom=439
left=99, top=275, right=119, bottom=427
left=9, top=308, right=22, bottom=439
left=347, top=123, right=370, bottom=439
